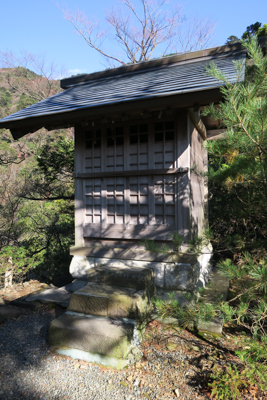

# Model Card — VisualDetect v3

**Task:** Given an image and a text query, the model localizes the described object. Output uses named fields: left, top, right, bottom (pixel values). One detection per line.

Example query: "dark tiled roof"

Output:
left=0, top=50, right=246, bottom=137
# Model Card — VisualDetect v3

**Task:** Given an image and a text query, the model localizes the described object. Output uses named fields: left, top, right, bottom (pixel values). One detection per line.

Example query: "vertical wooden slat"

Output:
left=174, top=114, right=179, bottom=231
left=125, top=176, right=130, bottom=227
left=176, top=111, right=189, bottom=169
left=74, top=126, right=85, bottom=246
left=101, top=127, right=106, bottom=173
left=102, top=178, right=107, bottom=229
left=148, top=121, right=155, bottom=225
left=123, top=125, right=129, bottom=228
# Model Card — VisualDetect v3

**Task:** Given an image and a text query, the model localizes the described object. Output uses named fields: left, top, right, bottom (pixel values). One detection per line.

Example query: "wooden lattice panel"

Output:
left=106, top=177, right=125, bottom=224
left=81, top=119, right=179, bottom=238
left=154, top=175, right=176, bottom=226
left=84, top=129, right=102, bottom=173
left=129, top=124, right=149, bottom=170
left=154, top=121, right=176, bottom=169
left=129, top=176, right=149, bottom=225
left=84, top=178, right=102, bottom=224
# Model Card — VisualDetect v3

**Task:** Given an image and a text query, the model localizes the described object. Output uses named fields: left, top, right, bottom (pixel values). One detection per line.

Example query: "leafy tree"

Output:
left=0, top=60, right=74, bottom=287
left=226, top=22, right=267, bottom=44
left=242, top=22, right=267, bottom=40
left=202, top=37, right=267, bottom=255
left=0, top=136, right=74, bottom=286
left=225, top=35, right=240, bottom=44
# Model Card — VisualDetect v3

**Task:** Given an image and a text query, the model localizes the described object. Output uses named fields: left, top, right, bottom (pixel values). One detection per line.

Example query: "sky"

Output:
left=1, top=0, right=266, bottom=78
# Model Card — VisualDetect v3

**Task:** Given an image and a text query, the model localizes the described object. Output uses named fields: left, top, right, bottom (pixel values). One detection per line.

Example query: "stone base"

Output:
left=68, top=283, right=150, bottom=329
left=70, top=242, right=213, bottom=293
left=48, top=312, right=139, bottom=361
left=57, top=347, right=129, bottom=369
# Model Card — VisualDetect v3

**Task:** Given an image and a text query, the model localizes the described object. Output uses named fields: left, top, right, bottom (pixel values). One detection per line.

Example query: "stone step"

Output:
left=48, top=312, right=138, bottom=369
left=86, top=265, right=155, bottom=297
left=67, top=283, right=150, bottom=327
left=26, top=280, right=87, bottom=308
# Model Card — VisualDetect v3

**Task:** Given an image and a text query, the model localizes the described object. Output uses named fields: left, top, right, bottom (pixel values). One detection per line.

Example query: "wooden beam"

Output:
left=188, top=110, right=207, bottom=140
left=74, top=167, right=188, bottom=179
left=207, top=129, right=227, bottom=140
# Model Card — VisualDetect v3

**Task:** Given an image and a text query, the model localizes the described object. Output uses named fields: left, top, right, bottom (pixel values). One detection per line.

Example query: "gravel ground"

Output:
left=0, top=305, right=210, bottom=400
left=2, top=281, right=264, bottom=400
left=0, top=306, right=148, bottom=400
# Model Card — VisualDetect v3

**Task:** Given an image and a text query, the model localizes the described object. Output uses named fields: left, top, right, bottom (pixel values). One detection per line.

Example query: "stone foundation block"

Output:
left=48, top=313, right=135, bottom=359
left=87, top=266, right=155, bottom=297
left=165, top=263, right=198, bottom=291
left=70, top=256, right=94, bottom=280
left=67, top=283, right=150, bottom=325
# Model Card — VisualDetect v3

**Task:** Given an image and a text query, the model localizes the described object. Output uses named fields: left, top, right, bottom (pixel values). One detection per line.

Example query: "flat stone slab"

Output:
left=197, top=317, right=224, bottom=335
left=68, top=283, right=150, bottom=324
left=26, top=280, right=87, bottom=307
left=48, top=312, right=135, bottom=359
left=0, top=305, right=22, bottom=324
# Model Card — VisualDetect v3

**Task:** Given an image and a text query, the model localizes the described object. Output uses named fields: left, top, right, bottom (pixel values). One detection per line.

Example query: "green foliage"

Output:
left=235, top=336, right=267, bottom=364
left=16, top=93, right=35, bottom=111
left=143, top=231, right=208, bottom=258
left=206, top=253, right=267, bottom=336
left=0, top=245, right=33, bottom=285
left=209, top=364, right=261, bottom=400
left=203, top=38, right=267, bottom=255
left=242, top=22, right=267, bottom=40
left=0, top=87, right=12, bottom=110
left=153, top=292, right=218, bottom=330
left=0, top=141, right=18, bottom=165
left=153, top=252, right=267, bottom=398
left=225, top=35, right=240, bottom=44
left=0, top=132, right=74, bottom=285
left=37, top=137, right=74, bottom=184
left=0, top=64, right=73, bottom=286
left=226, top=22, right=267, bottom=44
left=142, top=239, right=172, bottom=255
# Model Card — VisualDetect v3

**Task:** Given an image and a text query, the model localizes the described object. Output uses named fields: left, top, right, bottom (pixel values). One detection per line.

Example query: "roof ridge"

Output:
left=60, top=43, right=246, bottom=89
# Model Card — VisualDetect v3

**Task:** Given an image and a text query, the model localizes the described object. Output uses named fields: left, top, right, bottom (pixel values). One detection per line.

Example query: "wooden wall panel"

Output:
left=75, top=115, right=191, bottom=243
left=74, top=126, right=85, bottom=247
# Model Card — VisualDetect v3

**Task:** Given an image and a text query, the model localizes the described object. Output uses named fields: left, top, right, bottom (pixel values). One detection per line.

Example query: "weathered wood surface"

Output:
left=189, top=114, right=206, bottom=236
left=74, top=168, right=188, bottom=179
left=73, top=112, right=208, bottom=244
left=74, top=126, right=85, bottom=247
left=188, top=110, right=207, bottom=140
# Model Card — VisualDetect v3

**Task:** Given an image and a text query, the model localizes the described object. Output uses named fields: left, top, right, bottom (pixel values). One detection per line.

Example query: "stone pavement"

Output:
left=25, top=279, right=87, bottom=307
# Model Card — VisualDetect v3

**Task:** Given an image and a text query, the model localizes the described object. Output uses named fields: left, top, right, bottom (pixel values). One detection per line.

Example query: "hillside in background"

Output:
left=0, top=67, right=74, bottom=288
left=0, top=67, right=61, bottom=119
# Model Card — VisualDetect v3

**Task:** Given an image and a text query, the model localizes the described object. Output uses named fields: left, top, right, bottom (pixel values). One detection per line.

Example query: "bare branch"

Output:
left=62, top=0, right=215, bottom=67
left=0, top=51, right=64, bottom=102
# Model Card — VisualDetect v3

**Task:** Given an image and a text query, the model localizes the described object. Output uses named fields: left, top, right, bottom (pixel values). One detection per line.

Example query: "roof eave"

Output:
left=1, top=86, right=223, bottom=140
